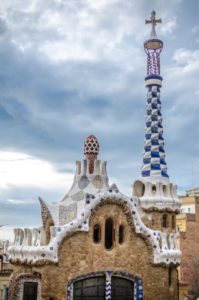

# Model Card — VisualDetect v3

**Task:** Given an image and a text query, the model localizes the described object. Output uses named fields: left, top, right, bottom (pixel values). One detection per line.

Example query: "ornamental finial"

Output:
left=84, top=135, right=99, bottom=174
left=145, top=10, right=162, bottom=38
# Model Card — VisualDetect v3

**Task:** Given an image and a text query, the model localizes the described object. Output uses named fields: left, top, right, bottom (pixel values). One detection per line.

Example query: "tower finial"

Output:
left=84, top=135, right=99, bottom=174
left=145, top=10, right=162, bottom=38
left=144, top=11, right=163, bottom=77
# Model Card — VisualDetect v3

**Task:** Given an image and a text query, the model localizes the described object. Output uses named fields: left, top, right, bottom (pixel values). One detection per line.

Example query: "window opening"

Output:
left=105, top=218, right=114, bottom=250
left=119, top=225, right=124, bottom=244
left=93, top=224, right=101, bottom=243
left=171, top=215, right=176, bottom=229
left=111, top=276, right=134, bottom=300
left=162, top=214, right=168, bottom=228
left=23, top=282, right=38, bottom=300
left=73, top=276, right=105, bottom=300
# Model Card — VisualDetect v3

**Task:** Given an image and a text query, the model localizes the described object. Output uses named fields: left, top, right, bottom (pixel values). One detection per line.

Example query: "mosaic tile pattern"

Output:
left=141, top=84, right=169, bottom=178
left=59, top=203, right=77, bottom=226
left=8, top=188, right=181, bottom=265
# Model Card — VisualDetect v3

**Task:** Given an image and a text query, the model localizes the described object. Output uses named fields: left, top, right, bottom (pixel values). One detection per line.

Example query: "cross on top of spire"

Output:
left=145, top=10, right=162, bottom=38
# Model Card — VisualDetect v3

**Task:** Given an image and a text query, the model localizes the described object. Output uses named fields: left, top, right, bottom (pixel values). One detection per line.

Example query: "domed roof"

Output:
left=84, top=135, right=99, bottom=156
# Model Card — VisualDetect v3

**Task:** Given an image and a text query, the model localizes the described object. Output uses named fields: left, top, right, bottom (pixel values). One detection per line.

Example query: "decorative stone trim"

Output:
left=67, top=270, right=143, bottom=300
left=10, top=273, right=41, bottom=300
left=145, top=78, right=162, bottom=86
left=133, top=178, right=181, bottom=211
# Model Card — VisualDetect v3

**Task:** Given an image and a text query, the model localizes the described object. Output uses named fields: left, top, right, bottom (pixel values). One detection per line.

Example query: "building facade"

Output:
left=7, top=11, right=181, bottom=300
left=0, top=240, right=12, bottom=300
left=177, top=189, right=199, bottom=299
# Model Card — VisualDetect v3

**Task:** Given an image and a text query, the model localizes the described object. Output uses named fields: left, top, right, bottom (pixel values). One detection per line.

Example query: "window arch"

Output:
left=111, top=276, right=134, bottom=299
left=119, top=225, right=124, bottom=244
left=13, top=274, right=41, bottom=300
left=73, top=276, right=105, bottom=300
left=93, top=224, right=101, bottom=243
left=105, top=218, right=114, bottom=250
left=68, top=271, right=143, bottom=300
left=162, top=214, right=168, bottom=228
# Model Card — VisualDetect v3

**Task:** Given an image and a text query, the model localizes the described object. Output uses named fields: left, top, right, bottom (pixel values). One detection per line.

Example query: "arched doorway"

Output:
left=67, top=271, right=143, bottom=300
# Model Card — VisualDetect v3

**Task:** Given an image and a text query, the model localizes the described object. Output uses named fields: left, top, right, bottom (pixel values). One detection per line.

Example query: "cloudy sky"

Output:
left=0, top=0, right=198, bottom=227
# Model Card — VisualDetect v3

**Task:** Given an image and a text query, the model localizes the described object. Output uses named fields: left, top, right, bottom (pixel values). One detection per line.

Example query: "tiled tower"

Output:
left=142, top=10, right=168, bottom=179
left=133, top=11, right=181, bottom=212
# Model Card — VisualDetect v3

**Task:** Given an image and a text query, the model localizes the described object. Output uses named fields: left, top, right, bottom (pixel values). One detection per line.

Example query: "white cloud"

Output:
left=0, top=151, right=73, bottom=191
left=173, top=48, right=199, bottom=66
left=161, top=18, right=177, bottom=36
left=6, top=198, right=34, bottom=204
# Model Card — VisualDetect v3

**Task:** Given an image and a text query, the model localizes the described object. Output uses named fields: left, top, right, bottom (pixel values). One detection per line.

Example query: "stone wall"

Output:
left=11, top=203, right=179, bottom=300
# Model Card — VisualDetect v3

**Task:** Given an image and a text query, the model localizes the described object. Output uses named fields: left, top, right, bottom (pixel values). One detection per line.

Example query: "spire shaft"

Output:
left=141, top=12, right=169, bottom=179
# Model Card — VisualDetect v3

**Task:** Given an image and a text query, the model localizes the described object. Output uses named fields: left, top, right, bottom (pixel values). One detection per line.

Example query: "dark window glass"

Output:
left=73, top=276, right=105, bottom=299
left=111, top=276, right=134, bottom=300
left=105, top=218, right=114, bottom=250
left=4, top=287, right=8, bottom=300
left=23, top=282, right=38, bottom=300
left=171, top=215, right=176, bottom=229
left=119, top=225, right=124, bottom=244
left=162, top=214, right=168, bottom=228
left=93, top=224, right=101, bottom=243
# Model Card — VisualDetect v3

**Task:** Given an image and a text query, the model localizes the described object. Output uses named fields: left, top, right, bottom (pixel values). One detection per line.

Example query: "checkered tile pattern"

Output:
left=141, top=85, right=169, bottom=178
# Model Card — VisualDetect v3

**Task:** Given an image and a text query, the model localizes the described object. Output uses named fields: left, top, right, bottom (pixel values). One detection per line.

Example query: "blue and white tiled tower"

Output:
left=133, top=11, right=181, bottom=211
left=142, top=10, right=168, bottom=179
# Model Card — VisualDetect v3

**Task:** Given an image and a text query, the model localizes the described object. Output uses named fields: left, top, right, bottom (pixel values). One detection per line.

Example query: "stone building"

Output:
left=7, top=11, right=181, bottom=300
left=0, top=236, right=12, bottom=300
left=177, top=189, right=199, bottom=299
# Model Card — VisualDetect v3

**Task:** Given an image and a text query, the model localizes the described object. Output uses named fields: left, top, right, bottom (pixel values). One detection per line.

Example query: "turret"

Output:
left=133, top=11, right=181, bottom=218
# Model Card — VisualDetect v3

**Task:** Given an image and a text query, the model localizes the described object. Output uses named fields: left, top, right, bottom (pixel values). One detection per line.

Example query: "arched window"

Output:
left=171, top=215, right=176, bottom=229
left=105, top=218, right=114, bottom=250
left=73, top=276, right=105, bottom=299
left=112, top=276, right=134, bottom=299
left=162, top=214, right=168, bottom=228
left=119, top=225, right=124, bottom=244
left=93, top=224, right=101, bottom=243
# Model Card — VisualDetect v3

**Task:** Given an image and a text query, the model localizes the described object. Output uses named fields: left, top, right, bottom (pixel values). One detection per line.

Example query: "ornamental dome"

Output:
left=84, top=135, right=99, bottom=156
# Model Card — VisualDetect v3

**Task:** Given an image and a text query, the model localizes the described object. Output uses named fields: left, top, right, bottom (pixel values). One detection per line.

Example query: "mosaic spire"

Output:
left=141, top=11, right=169, bottom=179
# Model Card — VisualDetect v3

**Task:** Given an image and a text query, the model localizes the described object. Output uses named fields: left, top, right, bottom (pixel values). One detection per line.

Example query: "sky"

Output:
left=0, top=0, right=198, bottom=227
